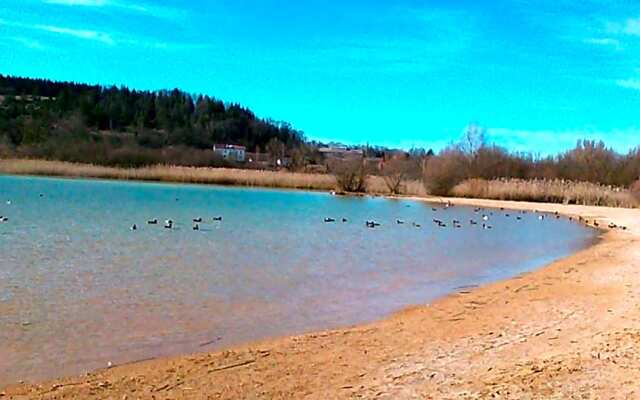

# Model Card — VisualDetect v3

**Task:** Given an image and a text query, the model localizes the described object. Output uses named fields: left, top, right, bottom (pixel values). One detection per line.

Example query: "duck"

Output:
left=482, top=215, right=489, bottom=221
left=147, top=219, right=158, bottom=225
left=193, top=223, right=200, bottom=231
left=193, top=217, right=203, bottom=223
left=324, top=217, right=336, bottom=223
left=131, top=224, right=137, bottom=231
left=342, top=218, right=348, bottom=222
left=469, top=219, right=478, bottom=225
left=412, top=222, right=421, bottom=228
left=396, top=219, right=405, bottom=224
left=164, top=219, right=173, bottom=229
left=0, top=216, right=7, bottom=223
left=482, top=223, right=493, bottom=230
left=212, top=216, right=223, bottom=221
left=538, top=215, right=545, bottom=220
left=366, top=220, right=381, bottom=228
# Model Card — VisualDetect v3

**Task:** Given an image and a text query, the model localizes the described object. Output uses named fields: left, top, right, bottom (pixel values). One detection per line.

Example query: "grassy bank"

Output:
left=1, top=159, right=636, bottom=207
left=0, top=159, right=337, bottom=191
left=0, top=158, right=430, bottom=196
left=451, top=178, right=638, bottom=208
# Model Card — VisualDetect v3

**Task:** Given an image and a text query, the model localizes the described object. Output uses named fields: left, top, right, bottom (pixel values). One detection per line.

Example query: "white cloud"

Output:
left=11, top=36, right=47, bottom=50
left=623, top=18, right=640, bottom=35
left=583, top=37, right=621, bottom=49
left=616, top=78, right=640, bottom=91
left=607, top=17, right=640, bottom=36
left=2, top=17, right=207, bottom=50
left=42, top=0, right=187, bottom=20
left=488, top=127, right=640, bottom=155
left=44, top=0, right=109, bottom=5
left=35, top=24, right=115, bottom=45
left=0, top=18, right=116, bottom=45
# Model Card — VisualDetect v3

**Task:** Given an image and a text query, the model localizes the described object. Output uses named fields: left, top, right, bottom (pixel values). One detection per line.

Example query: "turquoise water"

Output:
left=0, top=175, right=597, bottom=384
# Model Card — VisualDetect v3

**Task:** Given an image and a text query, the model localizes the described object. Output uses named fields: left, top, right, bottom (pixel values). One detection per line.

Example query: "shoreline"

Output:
left=3, top=196, right=640, bottom=398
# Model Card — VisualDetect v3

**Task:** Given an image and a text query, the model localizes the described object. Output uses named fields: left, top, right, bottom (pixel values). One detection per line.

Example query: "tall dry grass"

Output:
left=366, top=176, right=427, bottom=197
left=4, top=159, right=633, bottom=207
left=452, top=178, right=638, bottom=208
left=0, top=159, right=337, bottom=191
left=0, top=159, right=430, bottom=196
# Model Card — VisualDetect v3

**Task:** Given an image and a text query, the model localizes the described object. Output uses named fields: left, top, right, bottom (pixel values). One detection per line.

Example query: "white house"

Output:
left=213, top=144, right=246, bottom=162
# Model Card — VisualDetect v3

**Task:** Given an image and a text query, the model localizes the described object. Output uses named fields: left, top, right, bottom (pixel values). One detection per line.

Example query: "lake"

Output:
left=0, top=175, right=598, bottom=384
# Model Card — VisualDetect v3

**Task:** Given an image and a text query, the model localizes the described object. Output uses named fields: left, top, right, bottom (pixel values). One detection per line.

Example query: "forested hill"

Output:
left=0, top=75, right=304, bottom=154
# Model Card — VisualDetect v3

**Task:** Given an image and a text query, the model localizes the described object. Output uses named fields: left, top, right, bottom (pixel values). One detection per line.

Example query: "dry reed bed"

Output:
left=1, top=159, right=635, bottom=207
left=0, top=159, right=337, bottom=191
left=366, top=176, right=427, bottom=197
left=0, top=159, right=428, bottom=196
left=452, top=178, right=638, bottom=208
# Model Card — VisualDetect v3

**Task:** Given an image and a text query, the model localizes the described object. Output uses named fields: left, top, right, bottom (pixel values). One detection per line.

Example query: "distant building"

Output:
left=213, top=144, right=246, bottom=162
left=318, top=146, right=364, bottom=159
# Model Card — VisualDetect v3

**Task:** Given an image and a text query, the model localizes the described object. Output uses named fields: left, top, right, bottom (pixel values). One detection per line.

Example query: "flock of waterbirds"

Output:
left=323, top=203, right=527, bottom=230
left=130, top=215, right=224, bottom=231
left=0, top=197, right=629, bottom=232
left=322, top=202, right=629, bottom=232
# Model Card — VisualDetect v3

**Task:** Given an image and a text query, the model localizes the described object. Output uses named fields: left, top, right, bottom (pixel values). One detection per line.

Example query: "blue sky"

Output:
left=1, top=0, right=640, bottom=154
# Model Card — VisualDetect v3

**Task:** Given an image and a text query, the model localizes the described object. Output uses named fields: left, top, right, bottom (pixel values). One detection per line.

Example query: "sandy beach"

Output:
left=2, top=197, right=639, bottom=399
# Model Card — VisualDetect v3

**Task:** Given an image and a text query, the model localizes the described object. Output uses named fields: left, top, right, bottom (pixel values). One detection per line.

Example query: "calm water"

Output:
left=0, top=175, right=597, bottom=384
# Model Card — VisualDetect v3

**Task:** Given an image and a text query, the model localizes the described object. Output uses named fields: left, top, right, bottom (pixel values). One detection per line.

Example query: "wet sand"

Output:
left=3, top=198, right=640, bottom=399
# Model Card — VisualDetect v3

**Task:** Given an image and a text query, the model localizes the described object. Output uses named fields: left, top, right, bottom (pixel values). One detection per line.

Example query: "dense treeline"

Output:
left=337, top=126, right=640, bottom=201
left=0, top=75, right=304, bottom=166
left=421, top=126, right=640, bottom=194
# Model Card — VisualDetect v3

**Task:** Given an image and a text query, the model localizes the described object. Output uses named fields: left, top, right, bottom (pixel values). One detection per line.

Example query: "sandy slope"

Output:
left=3, top=198, right=640, bottom=399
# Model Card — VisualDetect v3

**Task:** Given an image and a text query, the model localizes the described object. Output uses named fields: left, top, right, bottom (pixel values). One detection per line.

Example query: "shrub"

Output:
left=329, top=158, right=367, bottom=193
left=381, top=158, right=414, bottom=194
left=631, top=179, right=640, bottom=202
left=422, top=149, right=467, bottom=196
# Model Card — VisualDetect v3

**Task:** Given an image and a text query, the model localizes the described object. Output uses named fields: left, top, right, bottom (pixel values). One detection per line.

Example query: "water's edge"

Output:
left=0, top=175, right=600, bottom=385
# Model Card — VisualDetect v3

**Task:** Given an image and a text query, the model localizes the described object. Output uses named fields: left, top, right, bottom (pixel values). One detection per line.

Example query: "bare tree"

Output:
left=288, top=147, right=306, bottom=171
left=381, top=158, right=413, bottom=194
left=631, top=179, right=640, bottom=202
left=459, top=123, right=486, bottom=159
left=266, top=137, right=286, bottom=166
left=329, top=158, right=368, bottom=192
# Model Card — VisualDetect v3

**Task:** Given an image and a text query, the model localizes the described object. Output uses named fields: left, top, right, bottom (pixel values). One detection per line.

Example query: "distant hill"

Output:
left=0, top=75, right=306, bottom=166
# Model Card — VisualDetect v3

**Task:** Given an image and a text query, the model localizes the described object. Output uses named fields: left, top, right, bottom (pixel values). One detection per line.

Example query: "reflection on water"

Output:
left=0, top=175, right=597, bottom=384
